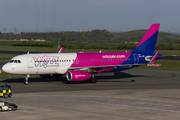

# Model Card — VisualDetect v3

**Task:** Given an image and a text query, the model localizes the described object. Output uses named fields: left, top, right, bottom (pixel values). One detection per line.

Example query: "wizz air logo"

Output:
left=33, top=55, right=59, bottom=68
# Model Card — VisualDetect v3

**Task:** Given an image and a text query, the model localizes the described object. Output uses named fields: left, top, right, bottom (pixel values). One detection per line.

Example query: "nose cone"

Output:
left=2, top=64, right=12, bottom=74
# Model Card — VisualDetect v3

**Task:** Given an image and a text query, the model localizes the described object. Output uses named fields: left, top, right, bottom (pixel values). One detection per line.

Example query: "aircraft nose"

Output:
left=2, top=64, right=11, bottom=73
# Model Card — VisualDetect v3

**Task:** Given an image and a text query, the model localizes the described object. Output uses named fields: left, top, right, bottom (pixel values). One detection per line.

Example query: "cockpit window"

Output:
left=9, top=60, right=21, bottom=63
left=9, top=60, right=14, bottom=63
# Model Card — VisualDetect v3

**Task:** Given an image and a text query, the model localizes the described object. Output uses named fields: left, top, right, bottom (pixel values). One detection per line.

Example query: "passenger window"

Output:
left=14, top=60, right=17, bottom=63
left=18, top=60, right=21, bottom=63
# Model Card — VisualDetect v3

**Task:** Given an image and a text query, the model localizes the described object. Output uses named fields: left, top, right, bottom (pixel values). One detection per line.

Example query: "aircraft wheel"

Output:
left=90, top=78, right=97, bottom=83
left=24, top=81, right=29, bottom=85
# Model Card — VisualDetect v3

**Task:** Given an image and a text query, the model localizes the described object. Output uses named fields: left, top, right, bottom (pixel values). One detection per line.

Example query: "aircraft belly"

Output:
left=26, top=67, right=56, bottom=74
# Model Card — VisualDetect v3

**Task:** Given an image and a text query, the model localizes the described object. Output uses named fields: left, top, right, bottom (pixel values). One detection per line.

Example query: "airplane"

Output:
left=2, top=23, right=162, bottom=85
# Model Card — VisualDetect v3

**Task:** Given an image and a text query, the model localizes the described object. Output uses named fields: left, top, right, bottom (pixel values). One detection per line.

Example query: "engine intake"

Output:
left=66, top=71, right=92, bottom=81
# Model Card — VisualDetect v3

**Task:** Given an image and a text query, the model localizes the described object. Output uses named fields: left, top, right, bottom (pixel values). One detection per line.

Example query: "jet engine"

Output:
left=66, top=71, right=92, bottom=81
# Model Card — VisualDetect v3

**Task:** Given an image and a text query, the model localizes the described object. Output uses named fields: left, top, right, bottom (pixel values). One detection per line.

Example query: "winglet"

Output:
left=58, top=47, right=64, bottom=53
left=150, top=51, right=159, bottom=63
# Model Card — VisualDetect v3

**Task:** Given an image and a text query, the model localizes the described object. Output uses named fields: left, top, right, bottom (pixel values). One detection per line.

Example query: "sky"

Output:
left=0, top=0, right=180, bottom=33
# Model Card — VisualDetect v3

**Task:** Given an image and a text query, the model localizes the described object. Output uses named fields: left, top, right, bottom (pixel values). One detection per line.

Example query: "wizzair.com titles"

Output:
left=102, top=55, right=125, bottom=58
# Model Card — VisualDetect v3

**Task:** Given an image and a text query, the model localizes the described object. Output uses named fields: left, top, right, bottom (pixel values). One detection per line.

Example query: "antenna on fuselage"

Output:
left=27, top=52, right=29, bottom=54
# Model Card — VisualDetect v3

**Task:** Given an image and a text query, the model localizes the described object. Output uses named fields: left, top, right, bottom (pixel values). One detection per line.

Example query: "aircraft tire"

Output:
left=24, top=81, right=29, bottom=85
left=90, top=78, right=97, bottom=83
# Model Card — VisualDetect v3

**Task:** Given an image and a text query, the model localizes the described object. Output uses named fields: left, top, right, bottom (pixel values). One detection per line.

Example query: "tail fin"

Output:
left=132, top=23, right=160, bottom=53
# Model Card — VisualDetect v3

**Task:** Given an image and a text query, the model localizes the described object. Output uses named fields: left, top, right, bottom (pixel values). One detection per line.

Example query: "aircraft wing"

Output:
left=68, top=64, right=143, bottom=71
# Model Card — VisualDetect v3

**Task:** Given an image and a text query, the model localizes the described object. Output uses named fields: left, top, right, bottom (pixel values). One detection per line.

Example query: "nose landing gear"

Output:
left=24, top=75, right=29, bottom=85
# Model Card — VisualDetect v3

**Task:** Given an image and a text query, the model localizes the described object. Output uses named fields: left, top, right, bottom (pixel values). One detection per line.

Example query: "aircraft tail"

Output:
left=132, top=23, right=160, bottom=53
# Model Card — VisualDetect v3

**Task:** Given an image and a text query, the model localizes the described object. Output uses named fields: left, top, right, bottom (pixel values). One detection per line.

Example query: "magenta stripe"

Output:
left=70, top=52, right=132, bottom=68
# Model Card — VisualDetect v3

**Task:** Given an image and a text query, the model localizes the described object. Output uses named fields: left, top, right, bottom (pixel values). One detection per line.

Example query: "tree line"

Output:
left=1, top=29, right=180, bottom=50
left=7, top=40, right=180, bottom=50
left=1, top=29, right=180, bottom=43
left=0, top=30, right=113, bottom=41
left=9, top=41, right=54, bottom=48
left=62, top=42, right=180, bottom=50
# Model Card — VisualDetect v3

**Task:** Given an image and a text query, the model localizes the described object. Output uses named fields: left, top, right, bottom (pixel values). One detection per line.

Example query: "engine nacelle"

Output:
left=66, top=71, right=92, bottom=81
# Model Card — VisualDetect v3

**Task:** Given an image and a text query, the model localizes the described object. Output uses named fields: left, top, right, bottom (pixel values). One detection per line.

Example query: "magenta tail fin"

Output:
left=132, top=23, right=160, bottom=53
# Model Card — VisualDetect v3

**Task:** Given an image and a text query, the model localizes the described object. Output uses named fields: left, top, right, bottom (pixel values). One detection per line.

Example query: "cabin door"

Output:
left=27, top=57, right=33, bottom=68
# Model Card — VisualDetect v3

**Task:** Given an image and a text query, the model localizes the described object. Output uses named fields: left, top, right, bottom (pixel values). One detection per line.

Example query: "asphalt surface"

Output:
left=0, top=68, right=180, bottom=120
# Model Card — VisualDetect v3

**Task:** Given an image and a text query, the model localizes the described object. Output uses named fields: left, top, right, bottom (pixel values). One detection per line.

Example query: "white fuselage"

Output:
left=3, top=53, right=77, bottom=75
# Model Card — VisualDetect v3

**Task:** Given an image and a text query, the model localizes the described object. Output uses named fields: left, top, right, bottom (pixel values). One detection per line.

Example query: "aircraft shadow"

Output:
left=95, top=72, right=144, bottom=82
left=0, top=71, right=144, bottom=84
left=0, top=77, right=66, bottom=84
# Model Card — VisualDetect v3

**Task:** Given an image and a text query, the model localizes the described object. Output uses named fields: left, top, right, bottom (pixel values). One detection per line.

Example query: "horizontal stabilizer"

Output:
left=150, top=51, right=159, bottom=63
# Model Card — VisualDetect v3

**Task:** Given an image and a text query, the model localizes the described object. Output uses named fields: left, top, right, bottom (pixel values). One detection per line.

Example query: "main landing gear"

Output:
left=24, top=75, right=29, bottom=85
left=89, top=73, right=97, bottom=83
left=89, top=78, right=97, bottom=83
left=88, top=73, right=97, bottom=83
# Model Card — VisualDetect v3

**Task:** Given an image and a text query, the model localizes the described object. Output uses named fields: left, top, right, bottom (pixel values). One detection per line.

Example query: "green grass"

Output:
left=138, top=60, right=180, bottom=70
left=157, top=50, right=180, bottom=56
left=0, top=46, right=130, bottom=53
left=0, top=68, right=39, bottom=78
left=0, top=54, right=19, bottom=58
left=0, top=46, right=60, bottom=52
left=53, top=41, right=120, bottom=48
left=0, top=45, right=180, bottom=55
left=0, top=41, right=19, bottom=46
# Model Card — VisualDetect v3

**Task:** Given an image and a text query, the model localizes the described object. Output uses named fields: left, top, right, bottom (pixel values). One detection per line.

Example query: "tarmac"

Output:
left=0, top=68, right=180, bottom=120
